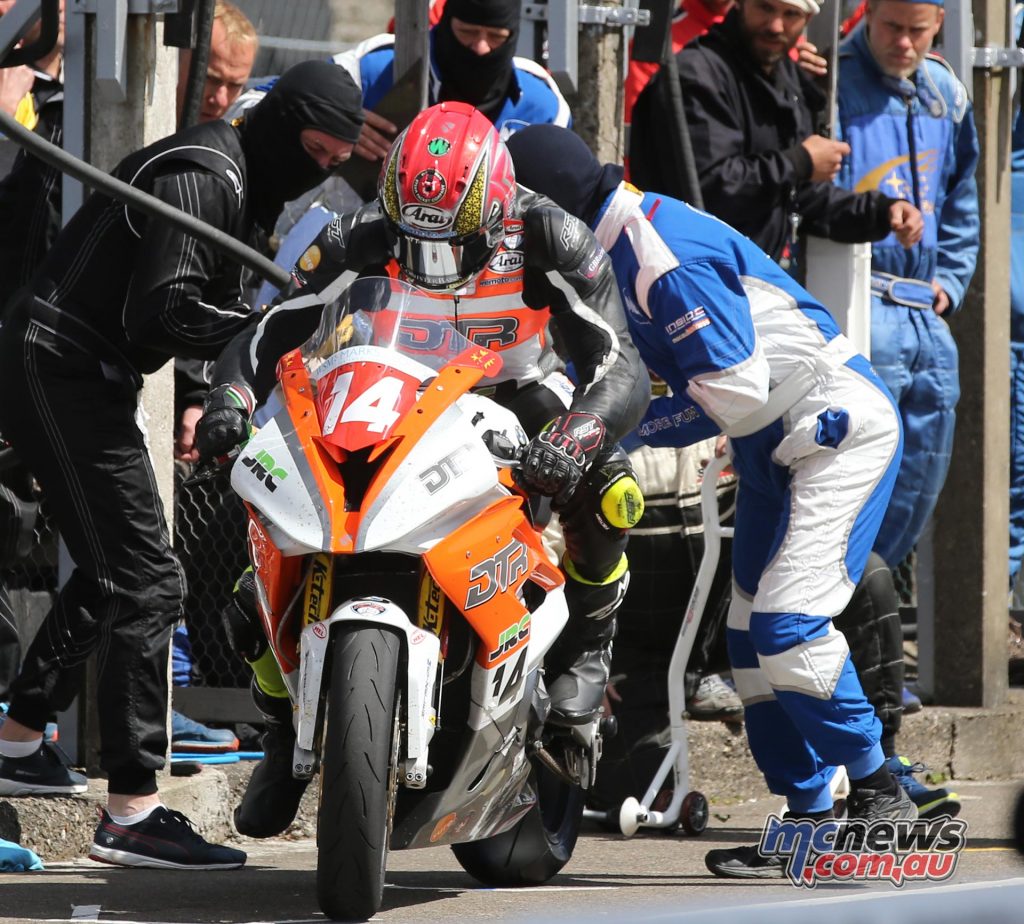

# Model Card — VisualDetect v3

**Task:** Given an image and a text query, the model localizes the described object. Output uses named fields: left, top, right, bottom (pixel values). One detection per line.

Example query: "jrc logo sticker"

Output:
left=241, top=449, right=288, bottom=493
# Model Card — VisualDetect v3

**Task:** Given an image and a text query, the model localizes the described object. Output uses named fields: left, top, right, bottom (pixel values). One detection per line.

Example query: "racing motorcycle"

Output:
left=228, top=277, right=604, bottom=921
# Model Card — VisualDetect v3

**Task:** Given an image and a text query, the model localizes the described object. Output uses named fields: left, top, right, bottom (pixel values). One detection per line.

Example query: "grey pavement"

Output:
left=4, top=695, right=1024, bottom=864
left=0, top=779, right=1021, bottom=923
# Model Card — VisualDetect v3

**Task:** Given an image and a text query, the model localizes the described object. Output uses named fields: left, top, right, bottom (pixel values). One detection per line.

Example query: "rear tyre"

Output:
left=316, top=628, right=402, bottom=921
left=451, top=758, right=585, bottom=886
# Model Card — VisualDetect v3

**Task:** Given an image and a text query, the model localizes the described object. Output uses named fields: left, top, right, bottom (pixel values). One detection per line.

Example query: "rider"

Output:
left=195, top=102, right=648, bottom=838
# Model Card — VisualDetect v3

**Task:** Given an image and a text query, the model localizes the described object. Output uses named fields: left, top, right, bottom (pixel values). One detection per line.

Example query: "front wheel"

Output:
left=317, top=627, right=402, bottom=922
left=451, top=757, right=585, bottom=886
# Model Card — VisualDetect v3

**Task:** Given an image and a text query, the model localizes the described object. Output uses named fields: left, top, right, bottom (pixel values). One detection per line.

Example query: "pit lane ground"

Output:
left=1, top=779, right=1021, bottom=924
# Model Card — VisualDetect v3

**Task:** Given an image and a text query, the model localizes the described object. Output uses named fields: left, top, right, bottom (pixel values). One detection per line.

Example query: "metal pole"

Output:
left=931, top=0, right=1013, bottom=707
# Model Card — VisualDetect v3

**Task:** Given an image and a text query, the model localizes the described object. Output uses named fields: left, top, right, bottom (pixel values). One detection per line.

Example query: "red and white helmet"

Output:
left=378, top=101, right=517, bottom=291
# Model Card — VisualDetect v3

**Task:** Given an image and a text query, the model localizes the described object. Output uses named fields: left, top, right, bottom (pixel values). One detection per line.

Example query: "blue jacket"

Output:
left=836, top=25, right=980, bottom=313
left=591, top=185, right=846, bottom=454
left=332, top=32, right=571, bottom=138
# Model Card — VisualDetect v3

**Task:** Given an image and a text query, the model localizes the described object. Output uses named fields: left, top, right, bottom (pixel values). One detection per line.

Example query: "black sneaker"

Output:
left=89, top=807, right=247, bottom=870
left=704, top=844, right=786, bottom=879
left=847, top=781, right=918, bottom=822
left=0, top=741, right=88, bottom=796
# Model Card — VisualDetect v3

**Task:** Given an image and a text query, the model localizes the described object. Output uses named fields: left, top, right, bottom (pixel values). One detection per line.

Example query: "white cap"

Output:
left=780, top=0, right=820, bottom=13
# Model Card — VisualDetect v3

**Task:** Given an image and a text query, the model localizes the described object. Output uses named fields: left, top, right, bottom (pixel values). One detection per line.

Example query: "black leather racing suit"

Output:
left=212, top=190, right=650, bottom=719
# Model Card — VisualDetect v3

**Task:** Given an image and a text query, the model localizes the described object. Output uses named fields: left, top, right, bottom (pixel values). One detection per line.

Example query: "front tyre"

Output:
left=317, top=628, right=402, bottom=921
left=451, top=758, right=585, bottom=886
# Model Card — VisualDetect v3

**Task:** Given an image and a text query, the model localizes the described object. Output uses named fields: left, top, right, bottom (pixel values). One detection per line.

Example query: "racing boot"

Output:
left=544, top=561, right=627, bottom=726
left=233, top=678, right=309, bottom=838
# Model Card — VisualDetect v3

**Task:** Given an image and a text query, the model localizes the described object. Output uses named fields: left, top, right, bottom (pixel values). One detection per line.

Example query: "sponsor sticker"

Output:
left=351, top=600, right=387, bottom=616
left=401, top=203, right=453, bottom=231
left=558, top=213, right=580, bottom=251
left=412, top=168, right=447, bottom=205
left=488, top=250, right=524, bottom=274
left=465, top=539, right=529, bottom=610
left=241, top=449, right=288, bottom=493
left=757, top=814, right=968, bottom=888
left=298, top=244, right=321, bottom=273
left=666, top=306, right=710, bottom=343
left=302, top=554, right=333, bottom=626
left=427, top=136, right=451, bottom=156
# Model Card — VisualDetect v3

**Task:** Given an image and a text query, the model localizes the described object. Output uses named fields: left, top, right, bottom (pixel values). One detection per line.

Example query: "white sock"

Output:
left=108, top=804, right=164, bottom=826
left=0, top=737, right=42, bottom=759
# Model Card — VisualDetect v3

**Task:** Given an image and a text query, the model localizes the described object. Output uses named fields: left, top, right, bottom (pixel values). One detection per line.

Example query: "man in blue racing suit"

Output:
left=507, top=124, right=916, bottom=879
left=835, top=0, right=979, bottom=570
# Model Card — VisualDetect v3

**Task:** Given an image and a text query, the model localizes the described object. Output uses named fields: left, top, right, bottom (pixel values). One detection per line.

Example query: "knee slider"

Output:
left=582, top=444, right=645, bottom=531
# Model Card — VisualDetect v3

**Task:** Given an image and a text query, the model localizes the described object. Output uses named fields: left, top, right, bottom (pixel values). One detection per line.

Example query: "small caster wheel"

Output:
left=600, top=715, right=618, bottom=739
left=619, top=796, right=644, bottom=837
left=680, top=790, right=709, bottom=836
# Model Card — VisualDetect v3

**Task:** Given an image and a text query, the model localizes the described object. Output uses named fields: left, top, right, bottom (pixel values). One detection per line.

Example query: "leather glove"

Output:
left=515, top=411, right=606, bottom=506
left=195, top=384, right=254, bottom=464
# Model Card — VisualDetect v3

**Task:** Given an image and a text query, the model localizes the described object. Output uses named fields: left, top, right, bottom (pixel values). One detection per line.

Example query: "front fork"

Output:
left=292, top=597, right=441, bottom=788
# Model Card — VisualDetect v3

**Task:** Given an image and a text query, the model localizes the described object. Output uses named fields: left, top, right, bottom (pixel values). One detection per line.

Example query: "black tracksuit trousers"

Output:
left=0, top=296, right=185, bottom=795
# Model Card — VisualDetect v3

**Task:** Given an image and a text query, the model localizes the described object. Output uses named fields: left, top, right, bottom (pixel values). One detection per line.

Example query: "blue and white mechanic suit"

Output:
left=836, top=24, right=979, bottom=569
left=1009, top=3, right=1024, bottom=587
left=596, top=183, right=903, bottom=808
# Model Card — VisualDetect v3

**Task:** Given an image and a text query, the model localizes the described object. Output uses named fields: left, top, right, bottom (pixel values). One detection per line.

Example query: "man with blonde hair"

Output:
left=176, top=1, right=258, bottom=126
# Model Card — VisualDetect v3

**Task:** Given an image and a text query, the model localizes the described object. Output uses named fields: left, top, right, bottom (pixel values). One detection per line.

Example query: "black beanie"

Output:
left=504, top=124, right=624, bottom=227
left=241, top=60, right=366, bottom=229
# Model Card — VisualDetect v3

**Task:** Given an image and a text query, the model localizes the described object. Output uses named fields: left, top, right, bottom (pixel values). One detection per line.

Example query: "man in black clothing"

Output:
left=0, top=60, right=365, bottom=870
left=630, top=0, right=921, bottom=269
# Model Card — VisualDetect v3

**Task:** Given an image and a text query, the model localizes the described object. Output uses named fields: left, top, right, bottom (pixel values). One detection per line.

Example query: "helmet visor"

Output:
left=394, top=228, right=497, bottom=290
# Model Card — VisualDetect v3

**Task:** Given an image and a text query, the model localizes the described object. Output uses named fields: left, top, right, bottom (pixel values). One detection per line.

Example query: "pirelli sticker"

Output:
left=417, top=568, right=446, bottom=645
left=303, top=553, right=333, bottom=626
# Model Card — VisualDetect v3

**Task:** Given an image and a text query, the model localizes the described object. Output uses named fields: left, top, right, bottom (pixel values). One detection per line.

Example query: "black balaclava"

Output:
left=240, top=60, right=366, bottom=230
left=504, top=124, right=625, bottom=227
left=434, top=0, right=520, bottom=120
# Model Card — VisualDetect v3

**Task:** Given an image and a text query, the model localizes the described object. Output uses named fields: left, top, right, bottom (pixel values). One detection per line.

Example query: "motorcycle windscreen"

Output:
left=301, top=276, right=495, bottom=453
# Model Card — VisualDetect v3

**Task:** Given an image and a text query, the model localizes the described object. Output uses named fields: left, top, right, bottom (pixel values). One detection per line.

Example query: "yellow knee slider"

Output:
left=599, top=473, right=645, bottom=530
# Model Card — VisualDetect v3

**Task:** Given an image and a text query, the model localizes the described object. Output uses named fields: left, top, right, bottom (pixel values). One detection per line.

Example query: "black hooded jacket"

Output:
left=29, top=60, right=365, bottom=377
left=630, top=7, right=897, bottom=263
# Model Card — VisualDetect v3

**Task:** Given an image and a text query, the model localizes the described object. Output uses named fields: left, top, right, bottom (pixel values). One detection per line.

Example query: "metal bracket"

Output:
left=73, top=0, right=179, bottom=12
left=71, top=0, right=180, bottom=103
left=972, top=46, right=1024, bottom=69
left=522, top=3, right=651, bottom=29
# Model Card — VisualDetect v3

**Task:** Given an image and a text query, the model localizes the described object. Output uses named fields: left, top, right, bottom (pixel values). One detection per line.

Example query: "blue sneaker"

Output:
left=171, top=710, right=239, bottom=754
left=902, top=686, right=923, bottom=714
left=886, top=755, right=961, bottom=820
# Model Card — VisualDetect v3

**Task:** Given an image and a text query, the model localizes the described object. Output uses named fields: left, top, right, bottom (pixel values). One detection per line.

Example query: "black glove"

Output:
left=516, top=411, right=606, bottom=506
left=195, top=384, right=253, bottom=464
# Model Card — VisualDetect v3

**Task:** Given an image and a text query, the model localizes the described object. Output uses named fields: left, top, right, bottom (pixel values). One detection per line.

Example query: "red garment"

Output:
left=623, top=0, right=727, bottom=125
left=387, top=0, right=445, bottom=34
left=841, top=1, right=867, bottom=38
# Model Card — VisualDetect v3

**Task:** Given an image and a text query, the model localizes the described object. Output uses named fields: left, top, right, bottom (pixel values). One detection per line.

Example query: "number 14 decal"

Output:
left=490, top=648, right=527, bottom=704
left=322, top=371, right=408, bottom=436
